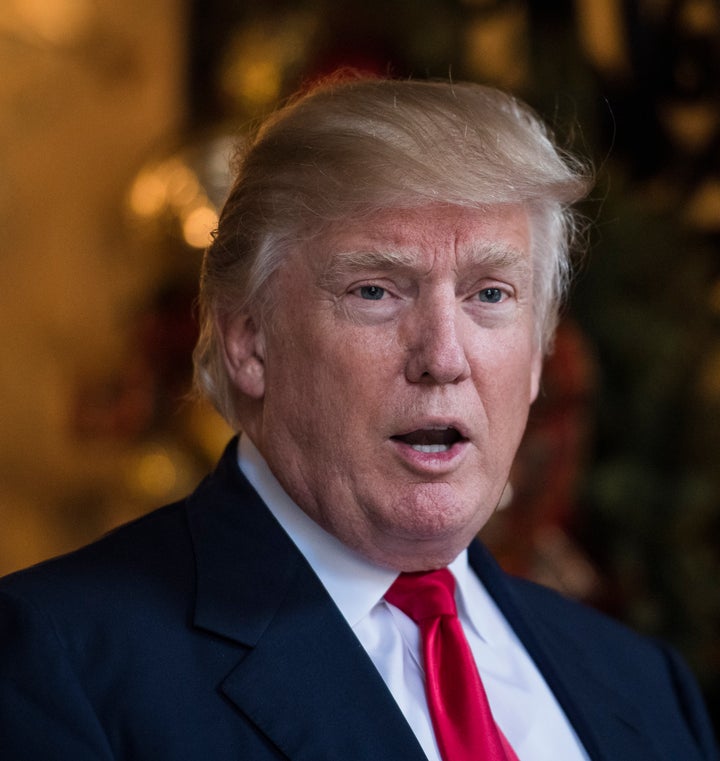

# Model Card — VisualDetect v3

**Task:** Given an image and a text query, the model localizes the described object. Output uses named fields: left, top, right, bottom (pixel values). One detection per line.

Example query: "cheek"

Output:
left=263, top=332, right=357, bottom=434
left=473, top=332, right=538, bottom=389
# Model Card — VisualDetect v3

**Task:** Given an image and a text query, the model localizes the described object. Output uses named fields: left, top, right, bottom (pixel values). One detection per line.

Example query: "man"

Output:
left=0, top=75, right=717, bottom=760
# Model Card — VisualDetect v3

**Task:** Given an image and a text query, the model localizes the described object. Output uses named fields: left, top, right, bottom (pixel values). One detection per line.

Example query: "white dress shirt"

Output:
left=238, top=436, right=589, bottom=761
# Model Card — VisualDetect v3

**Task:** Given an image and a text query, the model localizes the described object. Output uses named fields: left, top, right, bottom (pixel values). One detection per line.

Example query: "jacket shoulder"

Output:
left=0, top=499, right=193, bottom=616
left=502, top=572, right=719, bottom=759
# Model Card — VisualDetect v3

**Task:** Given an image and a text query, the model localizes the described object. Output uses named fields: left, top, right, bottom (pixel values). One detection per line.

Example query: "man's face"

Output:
left=228, top=204, right=542, bottom=570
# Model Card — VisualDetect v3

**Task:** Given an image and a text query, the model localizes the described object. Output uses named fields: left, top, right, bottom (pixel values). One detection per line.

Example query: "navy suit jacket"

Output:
left=0, top=438, right=717, bottom=760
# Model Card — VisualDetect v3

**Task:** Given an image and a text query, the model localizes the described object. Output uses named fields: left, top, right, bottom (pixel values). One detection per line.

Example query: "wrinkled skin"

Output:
left=223, top=204, right=542, bottom=571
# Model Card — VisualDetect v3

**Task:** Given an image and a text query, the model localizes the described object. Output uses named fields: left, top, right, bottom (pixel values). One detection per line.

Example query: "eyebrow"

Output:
left=316, top=242, right=531, bottom=289
left=465, top=242, right=532, bottom=274
left=317, top=249, right=415, bottom=289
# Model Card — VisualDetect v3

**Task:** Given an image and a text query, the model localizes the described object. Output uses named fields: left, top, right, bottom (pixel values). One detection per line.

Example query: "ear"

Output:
left=220, top=312, right=266, bottom=400
left=529, top=347, right=543, bottom=403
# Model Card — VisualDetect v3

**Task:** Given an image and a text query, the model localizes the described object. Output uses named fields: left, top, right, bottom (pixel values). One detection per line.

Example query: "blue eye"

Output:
left=478, top=288, right=503, bottom=303
left=359, top=285, right=385, bottom=300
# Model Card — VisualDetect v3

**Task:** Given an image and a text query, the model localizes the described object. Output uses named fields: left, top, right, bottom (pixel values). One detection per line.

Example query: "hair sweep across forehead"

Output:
left=193, top=73, right=592, bottom=427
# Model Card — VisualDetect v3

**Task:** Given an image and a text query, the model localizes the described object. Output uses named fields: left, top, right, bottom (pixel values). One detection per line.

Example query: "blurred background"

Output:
left=1, top=0, right=719, bottom=729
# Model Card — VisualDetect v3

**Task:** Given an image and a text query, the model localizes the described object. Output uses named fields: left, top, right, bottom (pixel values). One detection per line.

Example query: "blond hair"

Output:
left=194, top=74, right=592, bottom=425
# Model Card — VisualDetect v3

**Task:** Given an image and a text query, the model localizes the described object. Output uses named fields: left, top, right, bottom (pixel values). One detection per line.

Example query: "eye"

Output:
left=358, top=285, right=386, bottom=300
left=477, top=287, right=503, bottom=303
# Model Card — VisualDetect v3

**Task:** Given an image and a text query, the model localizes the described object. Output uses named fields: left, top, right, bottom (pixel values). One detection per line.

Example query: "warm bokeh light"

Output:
left=4, top=0, right=93, bottom=47
left=698, top=349, right=720, bottom=401
left=218, top=14, right=316, bottom=112
left=132, top=446, right=178, bottom=499
left=182, top=204, right=218, bottom=249
left=574, top=0, right=629, bottom=77
left=127, top=154, right=221, bottom=248
left=129, top=166, right=168, bottom=218
left=464, top=5, right=528, bottom=91
left=685, top=179, right=720, bottom=231
left=165, top=160, right=201, bottom=211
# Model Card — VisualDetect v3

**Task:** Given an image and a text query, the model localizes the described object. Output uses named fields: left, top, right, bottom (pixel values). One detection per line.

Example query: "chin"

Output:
left=375, top=486, right=490, bottom=546
left=362, top=529, right=474, bottom=572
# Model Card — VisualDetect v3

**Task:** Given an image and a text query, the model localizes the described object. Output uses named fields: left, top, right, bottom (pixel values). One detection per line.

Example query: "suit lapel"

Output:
left=219, top=565, right=426, bottom=761
left=186, top=440, right=426, bottom=761
left=186, top=440, right=672, bottom=760
left=468, top=541, right=667, bottom=761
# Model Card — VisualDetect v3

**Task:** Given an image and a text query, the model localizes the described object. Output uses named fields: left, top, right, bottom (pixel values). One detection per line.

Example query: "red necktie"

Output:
left=385, top=569, right=519, bottom=761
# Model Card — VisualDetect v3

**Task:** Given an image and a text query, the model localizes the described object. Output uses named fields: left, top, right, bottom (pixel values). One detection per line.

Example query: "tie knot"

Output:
left=385, top=568, right=458, bottom=623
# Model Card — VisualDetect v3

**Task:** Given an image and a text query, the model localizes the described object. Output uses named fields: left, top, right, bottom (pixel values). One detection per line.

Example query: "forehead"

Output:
left=304, top=203, right=532, bottom=274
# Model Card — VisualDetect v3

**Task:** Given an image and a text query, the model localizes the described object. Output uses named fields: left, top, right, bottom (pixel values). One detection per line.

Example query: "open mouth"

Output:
left=391, top=427, right=465, bottom=454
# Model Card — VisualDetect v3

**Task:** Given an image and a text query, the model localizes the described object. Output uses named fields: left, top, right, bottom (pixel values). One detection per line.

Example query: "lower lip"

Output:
left=389, top=438, right=469, bottom=472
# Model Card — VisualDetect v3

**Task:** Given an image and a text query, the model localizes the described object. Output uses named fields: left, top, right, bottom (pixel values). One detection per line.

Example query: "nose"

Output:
left=404, top=297, right=471, bottom=385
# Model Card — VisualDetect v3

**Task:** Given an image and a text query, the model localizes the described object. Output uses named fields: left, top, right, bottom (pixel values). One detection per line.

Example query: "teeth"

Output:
left=411, top=444, right=450, bottom=453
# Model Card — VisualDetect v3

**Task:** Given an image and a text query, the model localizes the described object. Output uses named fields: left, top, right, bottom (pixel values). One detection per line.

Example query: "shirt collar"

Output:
left=237, top=435, right=499, bottom=644
left=449, top=551, right=503, bottom=646
left=237, top=435, right=396, bottom=628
